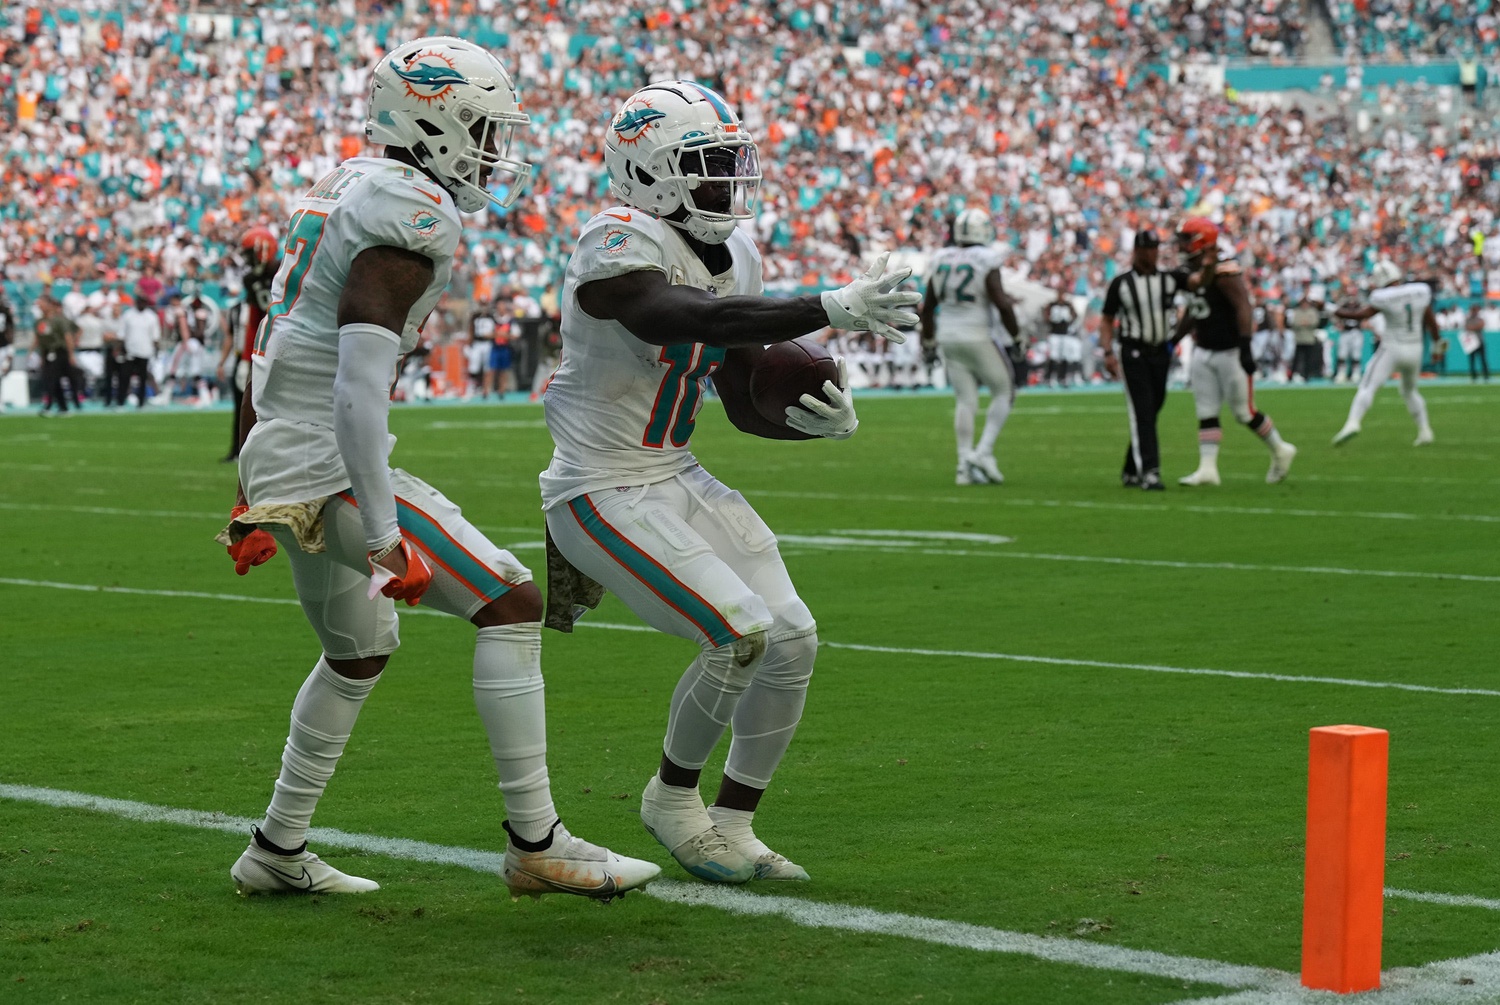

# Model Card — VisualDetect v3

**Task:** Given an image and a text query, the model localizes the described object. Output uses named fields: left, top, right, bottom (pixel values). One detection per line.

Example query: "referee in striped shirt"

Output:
left=1100, top=230, right=1185, bottom=491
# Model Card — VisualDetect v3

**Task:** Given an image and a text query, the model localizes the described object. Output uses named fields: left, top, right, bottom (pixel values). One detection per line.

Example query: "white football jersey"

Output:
left=1368, top=282, right=1431, bottom=346
left=926, top=244, right=1006, bottom=345
left=540, top=208, right=762, bottom=510
left=242, top=157, right=461, bottom=506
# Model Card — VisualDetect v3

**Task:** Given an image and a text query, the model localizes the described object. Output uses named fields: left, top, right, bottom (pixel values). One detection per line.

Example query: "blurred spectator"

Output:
left=1289, top=293, right=1325, bottom=382
left=34, top=295, right=77, bottom=414
left=115, top=291, right=160, bottom=408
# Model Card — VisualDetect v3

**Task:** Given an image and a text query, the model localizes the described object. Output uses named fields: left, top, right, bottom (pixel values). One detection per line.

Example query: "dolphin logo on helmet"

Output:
left=612, top=103, right=668, bottom=145
left=391, top=51, right=467, bottom=104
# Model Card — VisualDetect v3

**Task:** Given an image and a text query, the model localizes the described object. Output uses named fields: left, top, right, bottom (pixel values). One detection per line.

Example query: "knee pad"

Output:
left=708, top=629, right=768, bottom=690
left=759, top=626, right=818, bottom=690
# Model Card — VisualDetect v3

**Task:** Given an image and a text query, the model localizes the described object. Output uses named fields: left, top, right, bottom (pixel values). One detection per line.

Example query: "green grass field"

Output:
left=2, top=382, right=1498, bottom=1004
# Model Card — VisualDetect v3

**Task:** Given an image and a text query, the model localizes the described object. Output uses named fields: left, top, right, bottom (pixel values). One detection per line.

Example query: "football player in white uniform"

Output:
left=918, top=208, right=1019, bottom=485
left=222, top=37, right=658, bottom=901
left=1332, top=261, right=1436, bottom=446
left=541, top=81, right=918, bottom=884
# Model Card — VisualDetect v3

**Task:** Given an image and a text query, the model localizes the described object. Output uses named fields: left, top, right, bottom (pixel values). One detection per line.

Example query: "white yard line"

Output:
left=776, top=540, right=1500, bottom=585
left=751, top=490, right=1500, bottom=525
left=0, top=782, right=1290, bottom=992
left=4, top=576, right=1497, bottom=698
left=1385, top=888, right=1500, bottom=912
left=1174, top=951, right=1500, bottom=1004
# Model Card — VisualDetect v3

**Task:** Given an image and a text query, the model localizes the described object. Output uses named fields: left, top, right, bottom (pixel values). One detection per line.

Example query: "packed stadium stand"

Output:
left=2, top=0, right=1498, bottom=401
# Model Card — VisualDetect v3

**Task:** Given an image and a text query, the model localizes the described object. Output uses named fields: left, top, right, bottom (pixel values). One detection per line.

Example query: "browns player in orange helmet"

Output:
left=1174, top=217, right=1298, bottom=486
left=217, top=225, right=281, bottom=461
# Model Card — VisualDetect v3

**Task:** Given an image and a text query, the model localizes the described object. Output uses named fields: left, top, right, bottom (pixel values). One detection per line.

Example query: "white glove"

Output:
left=820, top=252, right=921, bottom=343
left=785, top=356, right=858, bottom=440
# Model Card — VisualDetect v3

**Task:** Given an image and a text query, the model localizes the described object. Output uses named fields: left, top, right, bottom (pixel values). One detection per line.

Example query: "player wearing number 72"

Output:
left=541, top=81, right=919, bottom=885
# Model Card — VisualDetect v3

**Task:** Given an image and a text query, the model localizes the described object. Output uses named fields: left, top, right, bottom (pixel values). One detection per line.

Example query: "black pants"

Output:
left=227, top=368, right=245, bottom=458
left=116, top=356, right=151, bottom=407
left=1120, top=341, right=1171, bottom=477
left=40, top=351, right=71, bottom=412
left=1470, top=344, right=1490, bottom=381
left=103, top=349, right=125, bottom=403
left=1293, top=342, right=1322, bottom=380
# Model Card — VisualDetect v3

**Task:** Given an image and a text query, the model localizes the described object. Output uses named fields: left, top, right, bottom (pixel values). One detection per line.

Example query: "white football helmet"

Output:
left=1371, top=259, right=1402, bottom=288
left=604, top=81, right=761, bottom=244
left=953, top=208, right=996, bottom=246
left=366, top=37, right=531, bottom=213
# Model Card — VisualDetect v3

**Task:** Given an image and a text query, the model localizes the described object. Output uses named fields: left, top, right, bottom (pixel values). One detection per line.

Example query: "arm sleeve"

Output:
left=333, top=323, right=402, bottom=554
left=571, top=217, right=669, bottom=285
left=1101, top=276, right=1122, bottom=318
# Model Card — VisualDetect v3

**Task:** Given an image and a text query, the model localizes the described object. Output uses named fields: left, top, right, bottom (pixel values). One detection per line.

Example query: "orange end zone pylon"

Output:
left=1301, top=725, right=1389, bottom=993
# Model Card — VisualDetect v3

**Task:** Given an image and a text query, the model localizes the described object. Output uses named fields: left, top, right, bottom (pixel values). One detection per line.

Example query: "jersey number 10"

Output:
left=643, top=343, right=726, bottom=448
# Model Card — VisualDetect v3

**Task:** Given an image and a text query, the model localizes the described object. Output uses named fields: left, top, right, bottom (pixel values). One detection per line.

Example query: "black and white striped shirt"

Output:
left=1102, top=269, right=1185, bottom=346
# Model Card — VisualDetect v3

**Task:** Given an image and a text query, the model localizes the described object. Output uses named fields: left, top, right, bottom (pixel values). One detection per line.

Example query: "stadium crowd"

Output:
left=2, top=0, right=1499, bottom=404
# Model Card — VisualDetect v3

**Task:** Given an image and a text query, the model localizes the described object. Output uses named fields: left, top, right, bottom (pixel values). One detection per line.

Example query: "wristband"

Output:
left=369, top=538, right=402, bottom=564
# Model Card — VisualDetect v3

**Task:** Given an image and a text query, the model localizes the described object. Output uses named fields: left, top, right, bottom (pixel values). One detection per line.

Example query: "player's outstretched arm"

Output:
left=918, top=282, right=938, bottom=345
left=1336, top=303, right=1378, bottom=321
left=710, top=347, right=818, bottom=441
left=985, top=270, right=1020, bottom=337
left=577, top=252, right=919, bottom=348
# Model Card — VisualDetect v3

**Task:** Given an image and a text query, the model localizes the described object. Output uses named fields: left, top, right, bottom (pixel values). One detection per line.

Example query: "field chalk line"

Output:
left=4, top=783, right=1496, bottom=1002
left=5, top=576, right=1499, bottom=699
left=0, top=781, right=1290, bottom=992
left=3, top=500, right=1498, bottom=584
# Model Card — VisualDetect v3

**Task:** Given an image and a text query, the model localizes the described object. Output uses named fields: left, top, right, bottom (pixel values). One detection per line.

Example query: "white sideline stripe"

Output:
left=1385, top=888, right=1500, bottom=911
left=5, top=496, right=1495, bottom=583
left=777, top=543, right=1500, bottom=585
left=820, top=641, right=1500, bottom=698
left=0, top=501, right=224, bottom=519
left=750, top=490, right=1500, bottom=525
left=5, top=577, right=1498, bottom=698
left=0, top=782, right=1289, bottom=992
left=1174, top=951, right=1500, bottom=1004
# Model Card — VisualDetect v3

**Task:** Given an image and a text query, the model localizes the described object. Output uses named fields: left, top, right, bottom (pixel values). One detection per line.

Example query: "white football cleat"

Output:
left=640, top=776, right=755, bottom=884
left=707, top=806, right=809, bottom=881
left=1267, top=442, right=1297, bottom=484
left=231, top=832, right=379, bottom=896
left=1413, top=427, right=1434, bottom=446
left=502, top=822, right=661, bottom=902
left=954, top=464, right=973, bottom=486
left=968, top=453, right=1005, bottom=485
left=1332, top=424, right=1360, bottom=446
left=1178, top=466, right=1220, bottom=487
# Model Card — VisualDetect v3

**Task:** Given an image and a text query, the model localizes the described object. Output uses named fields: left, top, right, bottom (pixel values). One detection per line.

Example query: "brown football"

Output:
left=750, top=338, right=840, bottom=426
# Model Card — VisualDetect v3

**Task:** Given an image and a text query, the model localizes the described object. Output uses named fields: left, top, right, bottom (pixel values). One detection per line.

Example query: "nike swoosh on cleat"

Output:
left=262, top=864, right=314, bottom=890
left=604, top=211, right=632, bottom=222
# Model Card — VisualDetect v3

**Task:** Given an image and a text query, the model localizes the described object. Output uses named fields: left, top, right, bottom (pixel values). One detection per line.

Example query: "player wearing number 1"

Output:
left=1331, top=261, right=1436, bottom=447
left=222, top=37, right=659, bottom=902
left=541, top=81, right=918, bottom=884
left=919, top=209, right=1020, bottom=485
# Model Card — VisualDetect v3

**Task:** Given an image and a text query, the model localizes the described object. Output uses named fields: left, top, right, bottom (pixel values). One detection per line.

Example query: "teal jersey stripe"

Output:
left=568, top=497, right=740, bottom=647
left=396, top=498, right=511, bottom=602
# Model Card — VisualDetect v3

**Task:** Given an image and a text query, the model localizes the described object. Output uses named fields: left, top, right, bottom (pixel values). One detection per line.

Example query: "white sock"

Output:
left=664, top=635, right=765, bottom=772
left=1348, top=384, right=1376, bottom=427
left=724, top=628, right=816, bottom=789
left=473, top=623, right=557, bottom=844
left=261, top=657, right=379, bottom=850
left=1404, top=389, right=1430, bottom=431
left=975, top=395, right=1012, bottom=457
left=954, top=402, right=976, bottom=462
left=1198, top=440, right=1221, bottom=467
left=707, top=805, right=772, bottom=858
